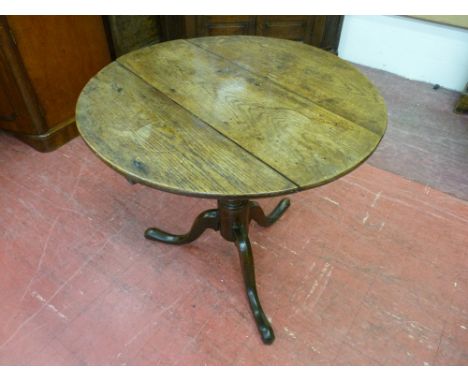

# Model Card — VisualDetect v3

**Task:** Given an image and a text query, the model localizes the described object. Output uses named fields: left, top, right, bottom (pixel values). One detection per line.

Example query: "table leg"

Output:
left=144, top=209, right=219, bottom=244
left=234, top=223, right=275, bottom=344
left=144, top=198, right=291, bottom=344
left=249, top=198, right=291, bottom=227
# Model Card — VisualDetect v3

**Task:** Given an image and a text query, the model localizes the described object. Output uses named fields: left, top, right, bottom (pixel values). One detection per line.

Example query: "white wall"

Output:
left=338, top=16, right=468, bottom=92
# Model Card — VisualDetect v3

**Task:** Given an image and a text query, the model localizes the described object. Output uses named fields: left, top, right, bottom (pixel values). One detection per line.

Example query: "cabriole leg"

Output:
left=249, top=198, right=290, bottom=227
left=234, top=223, right=275, bottom=344
left=145, top=209, right=219, bottom=244
left=145, top=198, right=291, bottom=344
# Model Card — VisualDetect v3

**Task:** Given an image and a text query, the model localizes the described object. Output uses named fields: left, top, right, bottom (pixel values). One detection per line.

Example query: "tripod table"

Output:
left=76, top=36, right=387, bottom=344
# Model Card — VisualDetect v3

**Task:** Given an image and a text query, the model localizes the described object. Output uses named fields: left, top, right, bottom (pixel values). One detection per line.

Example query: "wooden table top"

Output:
left=76, top=36, right=387, bottom=199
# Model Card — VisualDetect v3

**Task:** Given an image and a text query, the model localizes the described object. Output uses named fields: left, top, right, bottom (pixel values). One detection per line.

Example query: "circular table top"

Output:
left=76, top=36, right=387, bottom=199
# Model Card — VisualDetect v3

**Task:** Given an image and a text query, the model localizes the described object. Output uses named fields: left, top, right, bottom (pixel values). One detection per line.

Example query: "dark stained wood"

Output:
left=0, top=58, right=17, bottom=122
left=145, top=208, right=219, bottom=245
left=77, top=36, right=386, bottom=198
left=142, top=196, right=290, bottom=344
left=195, top=16, right=257, bottom=37
left=159, top=16, right=187, bottom=41
left=0, top=16, right=111, bottom=151
left=0, top=16, right=47, bottom=135
left=255, top=16, right=313, bottom=42
left=106, top=16, right=160, bottom=57
left=233, top=214, right=274, bottom=344
left=159, top=16, right=343, bottom=51
left=9, top=118, right=78, bottom=153
left=104, top=16, right=343, bottom=58
left=321, top=16, right=344, bottom=53
left=309, top=16, right=326, bottom=46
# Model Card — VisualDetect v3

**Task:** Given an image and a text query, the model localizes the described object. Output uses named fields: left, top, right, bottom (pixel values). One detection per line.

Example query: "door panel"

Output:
left=196, top=16, right=256, bottom=36
left=256, top=16, right=315, bottom=42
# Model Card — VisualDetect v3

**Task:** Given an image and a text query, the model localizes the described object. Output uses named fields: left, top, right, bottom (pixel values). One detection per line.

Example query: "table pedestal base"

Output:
left=144, top=198, right=291, bottom=345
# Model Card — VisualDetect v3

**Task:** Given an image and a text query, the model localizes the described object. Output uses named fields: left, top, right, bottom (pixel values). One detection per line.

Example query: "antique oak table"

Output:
left=76, top=36, right=387, bottom=344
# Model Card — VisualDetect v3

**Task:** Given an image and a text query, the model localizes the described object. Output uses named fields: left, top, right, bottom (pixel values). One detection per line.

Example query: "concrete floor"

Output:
left=0, top=65, right=467, bottom=365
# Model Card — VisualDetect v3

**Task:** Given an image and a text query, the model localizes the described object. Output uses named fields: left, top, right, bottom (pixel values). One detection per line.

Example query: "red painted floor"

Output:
left=0, top=132, right=467, bottom=365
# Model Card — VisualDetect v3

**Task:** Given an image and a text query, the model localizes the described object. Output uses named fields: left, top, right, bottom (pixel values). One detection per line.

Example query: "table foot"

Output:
left=249, top=198, right=290, bottom=227
left=144, top=209, right=219, bottom=244
left=234, top=223, right=275, bottom=344
left=145, top=198, right=290, bottom=344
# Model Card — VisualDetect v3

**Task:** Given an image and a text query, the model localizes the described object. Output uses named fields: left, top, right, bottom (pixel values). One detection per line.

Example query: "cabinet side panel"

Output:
left=7, top=16, right=111, bottom=129
left=0, top=56, right=17, bottom=123
left=0, top=17, right=42, bottom=134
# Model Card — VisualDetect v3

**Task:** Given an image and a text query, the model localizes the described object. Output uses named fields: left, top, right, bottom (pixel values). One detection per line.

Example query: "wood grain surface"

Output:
left=76, top=36, right=387, bottom=198
left=190, top=36, right=386, bottom=135
left=7, top=16, right=111, bottom=129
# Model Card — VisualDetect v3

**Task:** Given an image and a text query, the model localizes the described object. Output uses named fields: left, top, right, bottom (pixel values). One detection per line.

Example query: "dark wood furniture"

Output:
left=76, top=36, right=386, bottom=344
left=166, top=16, right=343, bottom=52
left=105, top=16, right=160, bottom=58
left=0, top=16, right=111, bottom=152
left=106, top=16, right=343, bottom=57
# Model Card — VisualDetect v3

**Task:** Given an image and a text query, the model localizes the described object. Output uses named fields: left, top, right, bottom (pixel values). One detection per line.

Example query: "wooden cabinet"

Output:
left=106, top=16, right=343, bottom=58
left=162, top=16, right=343, bottom=53
left=105, top=16, right=160, bottom=58
left=187, top=16, right=257, bottom=37
left=0, top=16, right=111, bottom=152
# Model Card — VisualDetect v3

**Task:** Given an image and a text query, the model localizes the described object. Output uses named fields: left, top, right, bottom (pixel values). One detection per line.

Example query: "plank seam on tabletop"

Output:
left=113, top=60, right=301, bottom=191
left=116, top=48, right=383, bottom=192
left=186, top=38, right=387, bottom=137
left=116, top=48, right=384, bottom=194
left=179, top=38, right=387, bottom=192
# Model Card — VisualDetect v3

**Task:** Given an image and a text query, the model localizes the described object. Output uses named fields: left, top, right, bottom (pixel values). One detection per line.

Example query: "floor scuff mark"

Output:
left=31, top=291, right=68, bottom=320
left=371, top=191, right=382, bottom=207
left=322, top=196, right=340, bottom=206
left=362, top=212, right=369, bottom=224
